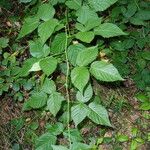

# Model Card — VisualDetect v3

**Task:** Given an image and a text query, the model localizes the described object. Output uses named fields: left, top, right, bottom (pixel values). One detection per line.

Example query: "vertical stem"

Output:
left=65, top=9, right=71, bottom=148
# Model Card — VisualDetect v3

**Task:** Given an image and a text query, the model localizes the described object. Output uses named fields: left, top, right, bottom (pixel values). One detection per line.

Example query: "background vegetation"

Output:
left=0, top=0, right=150, bottom=150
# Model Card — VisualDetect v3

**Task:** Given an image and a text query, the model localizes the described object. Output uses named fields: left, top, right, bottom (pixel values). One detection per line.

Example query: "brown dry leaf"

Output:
left=6, top=21, right=12, bottom=27
left=39, top=119, right=45, bottom=128
left=101, top=58, right=109, bottom=62
left=104, top=131, right=112, bottom=138
left=100, top=52, right=106, bottom=58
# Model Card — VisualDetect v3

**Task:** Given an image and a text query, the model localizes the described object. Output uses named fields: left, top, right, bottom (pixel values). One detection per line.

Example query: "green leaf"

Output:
left=0, top=37, right=9, bottom=48
left=88, top=0, right=118, bottom=11
left=123, top=3, right=137, bottom=18
left=88, top=102, right=112, bottom=126
left=29, top=122, right=39, bottom=130
left=42, top=44, right=51, bottom=57
left=135, top=93, right=149, bottom=103
left=35, top=133, right=56, bottom=150
left=76, top=84, right=93, bottom=103
left=142, top=51, right=150, bottom=60
left=135, top=10, right=150, bottom=21
left=67, top=43, right=85, bottom=66
left=42, top=78, right=56, bottom=94
left=19, top=0, right=32, bottom=3
left=29, top=39, right=43, bottom=58
left=76, top=46, right=98, bottom=66
left=51, top=33, right=66, bottom=54
left=18, top=58, right=37, bottom=77
left=40, top=57, right=57, bottom=76
left=37, top=3, right=55, bottom=21
left=18, top=17, right=39, bottom=39
left=65, top=0, right=82, bottom=10
left=71, top=67, right=89, bottom=92
left=83, top=18, right=101, bottom=31
left=29, top=39, right=51, bottom=58
left=28, top=92, right=47, bottom=109
left=90, top=61, right=124, bottom=81
left=140, top=102, right=150, bottom=111
left=38, top=19, right=58, bottom=44
left=94, top=23, right=127, bottom=38
left=47, top=92, right=65, bottom=116
left=117, top=135, right=129, bottom=142
left=52, top=145, right=69, bottom=150
left=11, top=117, right=25, bottom=131
left=63, top=129, right=83, bottom=142
left=76, top=6, right=99, bottom=25
left=46, top=122, right=64, bottom=136
left=71, top=142, right=91, bottom=150
left=130, top=140, right=138, bottom=150
left=130, top=17, right=146, bottom=26
left=75, top=31, right=94, bottom=43
left=71, top=103, right=89, bottom=127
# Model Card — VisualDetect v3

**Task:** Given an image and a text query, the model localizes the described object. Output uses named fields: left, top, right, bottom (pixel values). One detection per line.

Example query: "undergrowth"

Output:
left=0, top=0, right=150, bottom=150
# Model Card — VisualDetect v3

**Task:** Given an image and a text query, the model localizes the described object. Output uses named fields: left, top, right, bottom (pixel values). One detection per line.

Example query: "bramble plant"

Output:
left=15, top=0, right=128, bottom=149
left=1, top=0, right=149, bottom=149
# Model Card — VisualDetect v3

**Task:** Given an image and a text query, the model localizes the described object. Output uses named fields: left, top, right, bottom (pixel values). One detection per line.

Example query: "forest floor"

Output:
left=0, top=79, right=150, bottom=149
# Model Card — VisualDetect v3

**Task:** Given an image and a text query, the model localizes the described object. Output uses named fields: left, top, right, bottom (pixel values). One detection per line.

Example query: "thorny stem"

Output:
left=65, top=9, right=71, bottom=148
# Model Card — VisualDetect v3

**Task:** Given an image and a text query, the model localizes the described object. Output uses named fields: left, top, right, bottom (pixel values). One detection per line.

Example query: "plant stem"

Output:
left=65, top=9, right=71, bottom=148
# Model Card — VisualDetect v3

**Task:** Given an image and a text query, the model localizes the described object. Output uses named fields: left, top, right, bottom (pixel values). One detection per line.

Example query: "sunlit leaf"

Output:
left=88, top=102, right=112, bottom=126
left=76, top=84, right=93, bottom=103
left=90, top=61, right=124, bottom=81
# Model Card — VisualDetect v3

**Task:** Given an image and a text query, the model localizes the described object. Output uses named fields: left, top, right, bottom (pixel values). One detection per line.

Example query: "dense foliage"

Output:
left=0, top=0, right=150, bottom=149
